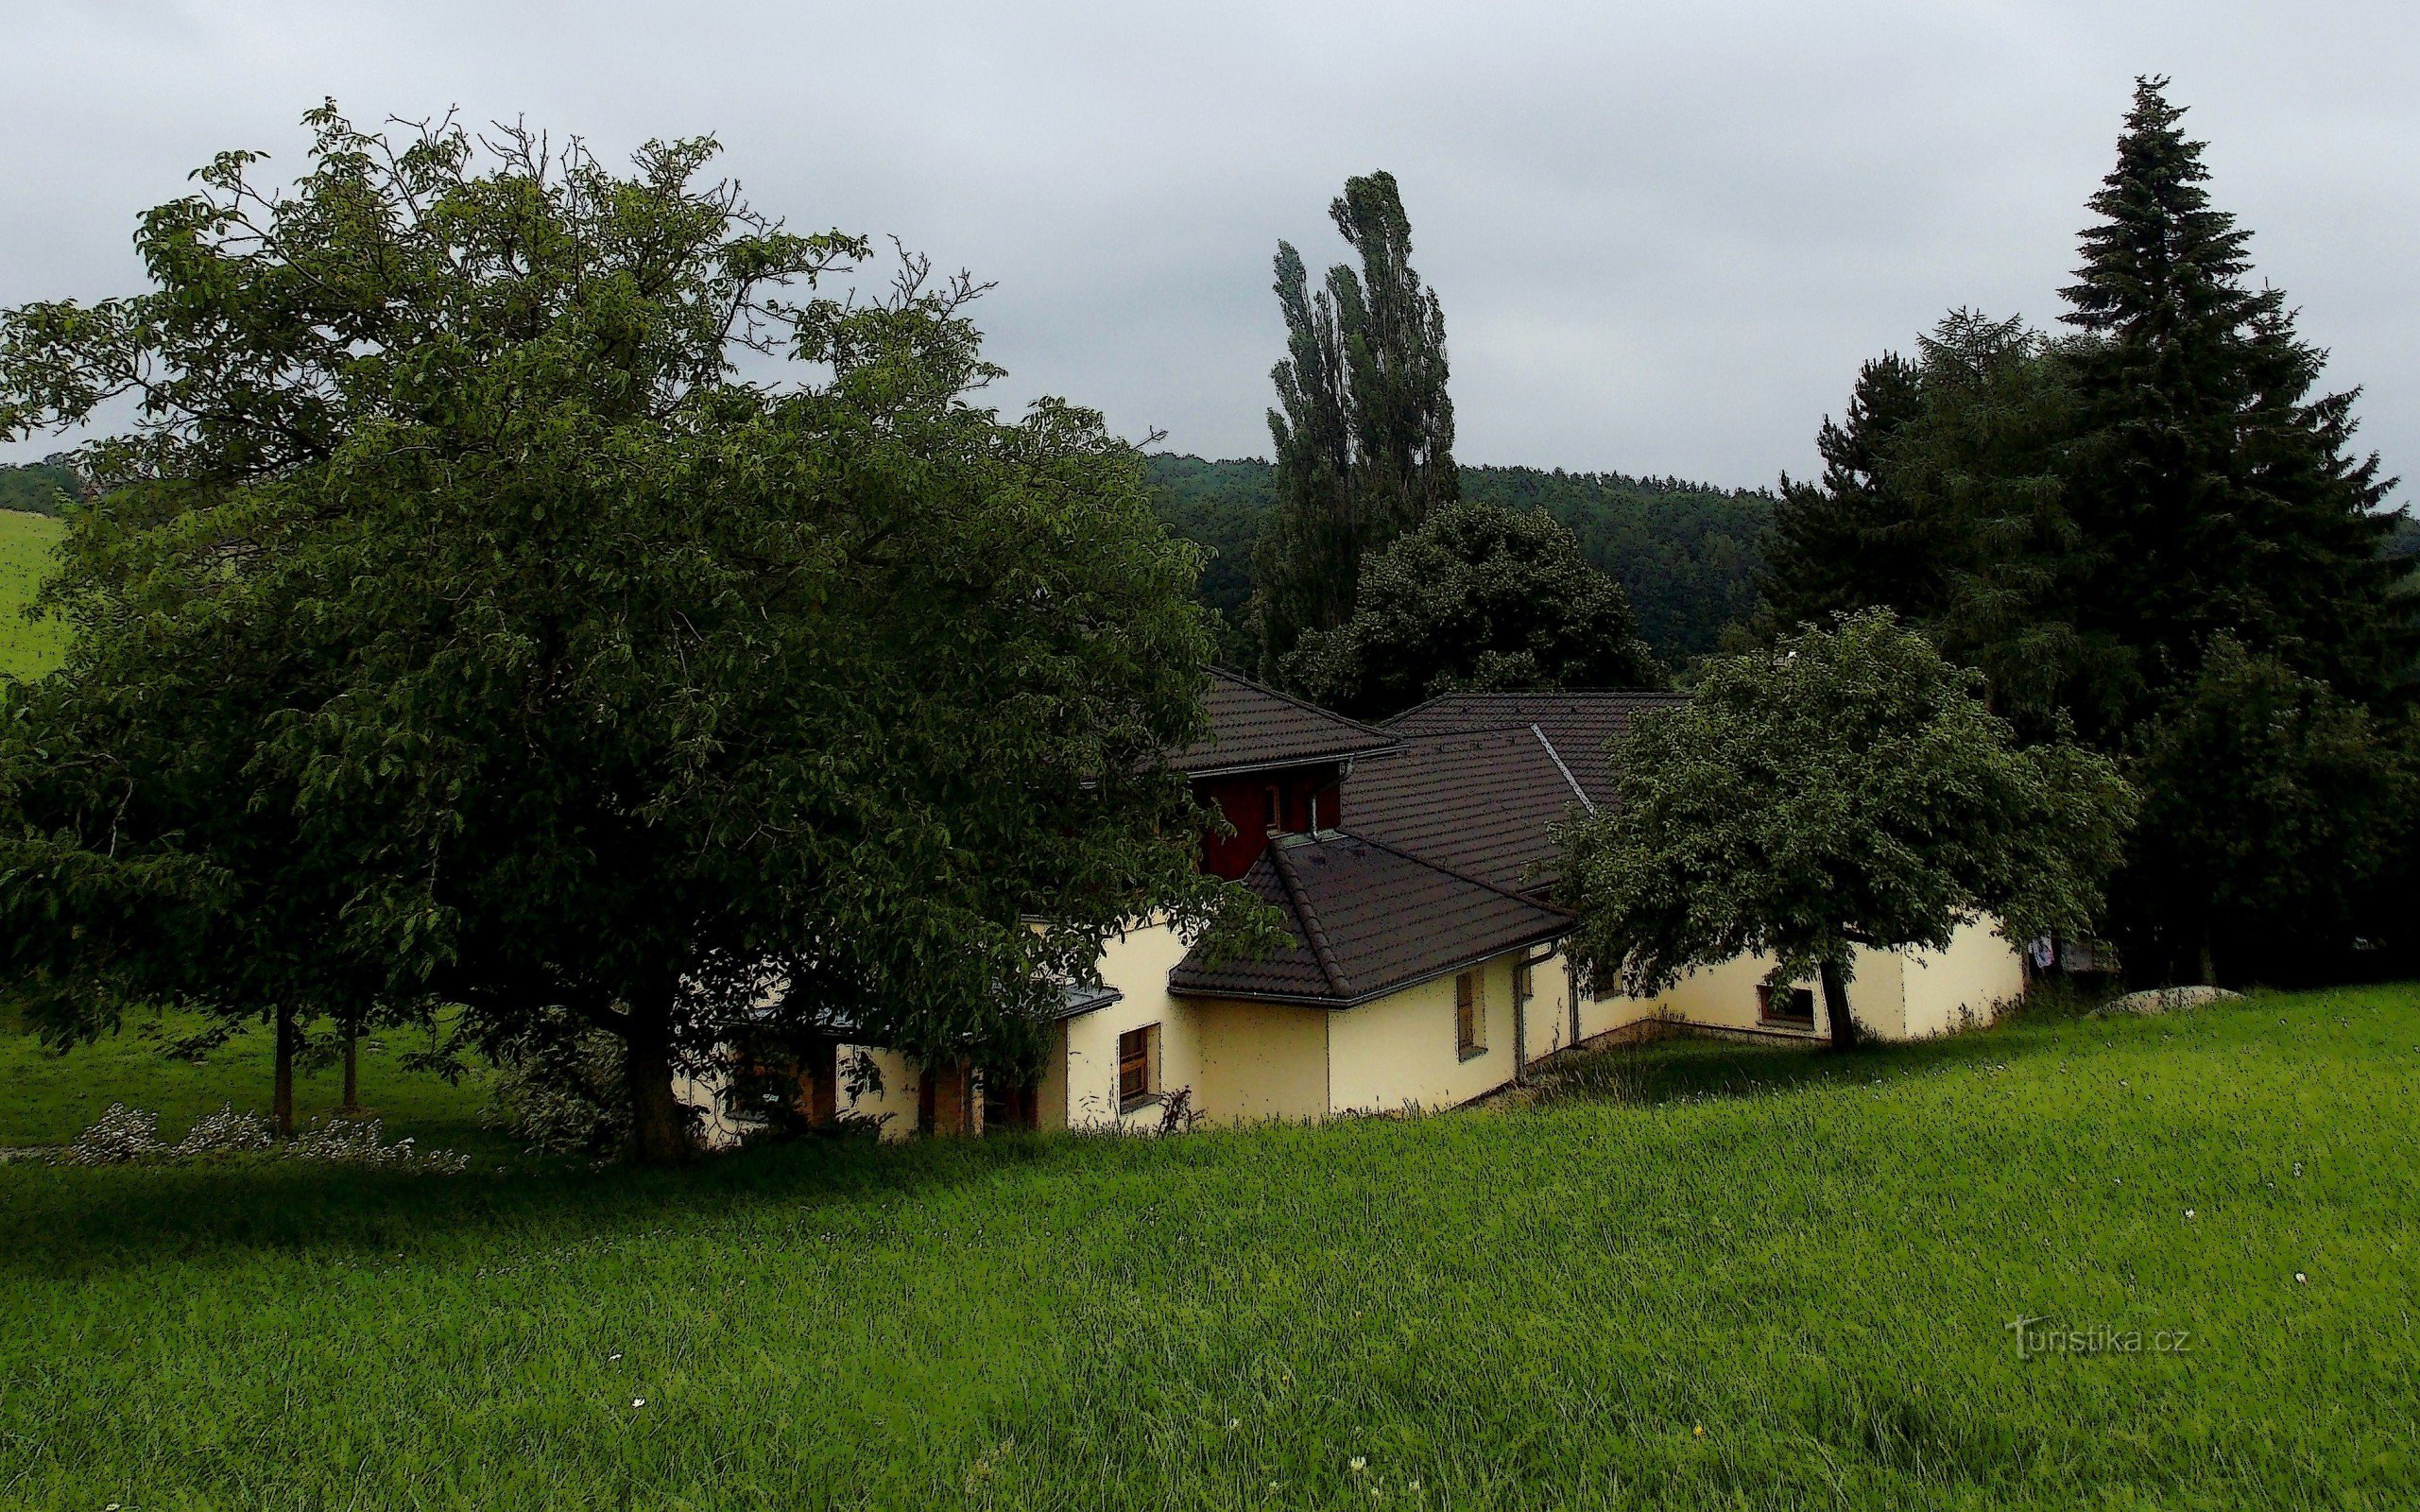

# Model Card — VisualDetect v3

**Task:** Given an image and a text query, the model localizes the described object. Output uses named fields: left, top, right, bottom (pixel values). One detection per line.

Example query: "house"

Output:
left=825, top=674, right=2024, bottom=1138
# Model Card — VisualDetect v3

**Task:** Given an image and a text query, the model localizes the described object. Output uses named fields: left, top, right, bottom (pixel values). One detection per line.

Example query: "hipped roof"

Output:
left=1170, top=670, right=1399, bottom=777
left=1169, top=830, right=1570, bottom=1006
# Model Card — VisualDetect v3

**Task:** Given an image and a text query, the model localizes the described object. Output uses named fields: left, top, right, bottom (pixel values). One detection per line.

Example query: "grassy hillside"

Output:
left=0, top=509, right=67, bottom=679
left=1144, top=455, right=1774, bottom=665
left=4, top=984, right=2415, bottom=1508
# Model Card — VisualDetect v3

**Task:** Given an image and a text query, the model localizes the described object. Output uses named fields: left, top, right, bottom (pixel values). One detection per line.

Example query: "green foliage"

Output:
left=1253, top=172, right=1457, bottom=677
left=2057, top=77, right=2414, bottom=729
left=1759, top=315, right=2090, bottom=737
left=0, top=107, right=1252, bottom=1164
left=2115, top=641, right=2420, bottom=983
left=0, top=456, right=79, bottom=517
left=1139, top=454, right=1272, bottom=664
left=4, top=985, right=2419, bottom=1505
left=0, top=509, right=68, bottom=679
left=1558, top=610, right=2134, bottom=1044
left=1458, top=466, right=1773, bottom=661
left=1145, top=455, right=1772, bottom=666
left=1285, top=502, right=1660, bottom=719
left=1755, top=79, right=2417, bottom=978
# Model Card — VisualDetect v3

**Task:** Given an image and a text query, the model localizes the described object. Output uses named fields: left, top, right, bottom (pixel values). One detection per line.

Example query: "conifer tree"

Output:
left=2058, top=77, right=2412, bottom=736
left=1253, top=172, right=1456, bottom=679
left=1758, top=351, right=1925, bottom=631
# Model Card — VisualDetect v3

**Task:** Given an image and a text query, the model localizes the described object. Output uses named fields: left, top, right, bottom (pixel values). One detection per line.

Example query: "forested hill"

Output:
left=0, top=458, right=80, bottom=516
left=1143, top=454, right=1776, bottom=662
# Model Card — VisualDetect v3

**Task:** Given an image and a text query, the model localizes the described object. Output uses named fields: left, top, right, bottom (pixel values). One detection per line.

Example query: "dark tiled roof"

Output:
left=1171, top=670, right=1399, bottom=776
left=1169, top=831, right=1570, bottom=1005
left=1057, top=982, right=1124, bottom=1020
left=1383, top=691, right=1687, bottom=807
left=1344, top=727, right=1589, bottom=896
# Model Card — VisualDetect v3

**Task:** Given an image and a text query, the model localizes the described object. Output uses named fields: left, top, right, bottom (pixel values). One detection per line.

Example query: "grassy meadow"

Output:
left=0, top=508, right=66, bottom=680
left=3, top=985, right=2416, bottom=1509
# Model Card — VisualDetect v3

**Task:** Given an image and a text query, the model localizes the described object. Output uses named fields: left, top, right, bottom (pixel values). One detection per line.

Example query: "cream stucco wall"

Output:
left=1899, top=922, right=2025, bottom=1038
left=1327, top=952, right=1527, bottom=1115
left=1193, top=1000, right=1330, bottom=1124
left=836, top=1044, right=921, bottom=1141
left=1577, top=919, right=2019, bottom=1046
left=1062, top=919, right=1203, bottom=1131
left=842, top=917, right=2020, bottom=1143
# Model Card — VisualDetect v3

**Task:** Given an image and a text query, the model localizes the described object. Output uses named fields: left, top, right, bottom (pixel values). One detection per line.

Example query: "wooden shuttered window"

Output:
left=1118, top=1024, right=1159, bottom=1108
left=1455, top=971, right=1484, bottom=1058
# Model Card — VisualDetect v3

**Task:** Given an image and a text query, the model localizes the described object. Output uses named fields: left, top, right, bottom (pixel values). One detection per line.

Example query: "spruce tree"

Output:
left=1253, top=171, right=1456, bottom=679
left=2059, top=77, right=2411, bottom=736
left=1759, top=351, right=1926, bottom=630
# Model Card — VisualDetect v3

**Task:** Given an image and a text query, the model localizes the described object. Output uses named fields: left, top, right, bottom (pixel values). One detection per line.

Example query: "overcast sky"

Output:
left=5, top=2, right=2415, bottom=492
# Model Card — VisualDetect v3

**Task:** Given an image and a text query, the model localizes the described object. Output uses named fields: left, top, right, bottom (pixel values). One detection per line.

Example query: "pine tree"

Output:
left=2059, top=77, right=2412, bottom=736
left=1253, top=172, right=1456, bottom=679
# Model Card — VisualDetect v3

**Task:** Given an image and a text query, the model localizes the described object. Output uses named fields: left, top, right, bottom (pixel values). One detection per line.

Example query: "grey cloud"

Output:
left=4, top=1, right=2414, bottom=491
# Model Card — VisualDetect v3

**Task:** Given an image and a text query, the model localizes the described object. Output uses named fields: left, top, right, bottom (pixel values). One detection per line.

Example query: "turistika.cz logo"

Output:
left=2006, top=1315, right=2192, bottom=1360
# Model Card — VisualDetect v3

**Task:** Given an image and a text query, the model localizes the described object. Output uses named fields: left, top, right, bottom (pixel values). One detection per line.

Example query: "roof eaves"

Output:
left=1168, top=916, right=1572, bottom=1008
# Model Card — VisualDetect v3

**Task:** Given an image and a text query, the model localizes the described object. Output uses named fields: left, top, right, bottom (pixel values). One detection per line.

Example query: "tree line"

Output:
left=1143, top=454, right=1773, bottom=667
left=1236, top=80, right=2415, bottom=1022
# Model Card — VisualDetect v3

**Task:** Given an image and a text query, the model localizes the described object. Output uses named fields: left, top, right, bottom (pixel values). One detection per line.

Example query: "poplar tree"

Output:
left=1253, top=172, right=1456, bottom=679
left=2058, top=77, right=2412, bottom=735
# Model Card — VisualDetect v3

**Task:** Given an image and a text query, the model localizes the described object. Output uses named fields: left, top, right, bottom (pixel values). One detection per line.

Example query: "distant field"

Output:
left=3, top=984, right=2415, bottom=1508
left=0, top=508, right=68, bottom=679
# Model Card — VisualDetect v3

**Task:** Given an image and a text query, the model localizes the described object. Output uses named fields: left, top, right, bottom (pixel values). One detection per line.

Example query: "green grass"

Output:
left=4, top=986, right=2416, bottom=1509
left=0, top=508, right=68, bottom=679
left=0, top=1006, right=497, bottom=1153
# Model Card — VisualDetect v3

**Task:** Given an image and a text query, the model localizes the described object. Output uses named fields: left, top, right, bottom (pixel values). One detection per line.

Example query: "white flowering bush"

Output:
left=171, top=1105, right=275, bottom=1157
left=59, top=1103, right=166, bottom=1164
left=51, top=1103, right=467, bottom=1172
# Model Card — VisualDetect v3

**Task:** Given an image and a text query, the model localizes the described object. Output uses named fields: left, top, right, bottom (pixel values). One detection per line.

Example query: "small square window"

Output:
left=1455, top=971, right=1485, bottom=1058
left=1118, top=1024, right=1160, bottom=1109
left=1759, top=985, right=1816, bottom=1025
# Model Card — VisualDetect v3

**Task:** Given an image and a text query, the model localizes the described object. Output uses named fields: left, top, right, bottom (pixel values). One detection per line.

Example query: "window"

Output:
left=1262, top=785, right=1282, bottom=832
left=1455, top=971, right=1485, bottom=1059
left=1759, top=984, right=1816, bottom=1026
left=1118, top=1024, right=1159, bottom=1109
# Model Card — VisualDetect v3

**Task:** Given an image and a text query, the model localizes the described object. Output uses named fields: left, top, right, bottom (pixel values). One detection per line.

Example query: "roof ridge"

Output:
left=1267, top=834, right=1355, bottom=999
left=1331, top=826, right=1575, bottom=919
left=1529, top=723, right=1597, bottom=816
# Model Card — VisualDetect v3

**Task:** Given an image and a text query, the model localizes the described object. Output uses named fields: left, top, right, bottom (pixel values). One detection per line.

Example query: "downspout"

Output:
left=1512, top=960, right=1529, bottom=1087
left=1566, top=954, right=1583, bottom=1050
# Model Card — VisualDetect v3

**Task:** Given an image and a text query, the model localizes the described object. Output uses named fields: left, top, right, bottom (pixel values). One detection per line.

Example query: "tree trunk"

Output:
left=273, top=1005, right=296, bottom=1138
left=625, top=996, right=694, bottom=1168
left=339, top=1017, right=360, bottom=1114
left=2198, top=932, right=2219, bottom=988
left=1819, top=958, right=1859, bottom=1052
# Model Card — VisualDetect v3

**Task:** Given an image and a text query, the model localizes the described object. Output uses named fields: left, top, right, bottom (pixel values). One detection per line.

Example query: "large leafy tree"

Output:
left=1557, top=610, right=2134, bottom=1049
left=2114, top=641, right=2419, bottom=985
left=1252, top=171, right=1456, bottom=679
left=0, top=108, right=1246, bottom=1163
left=2059, top=77, right=2412, bottom=731
left=1284, top=502, right=1659, bottom=720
